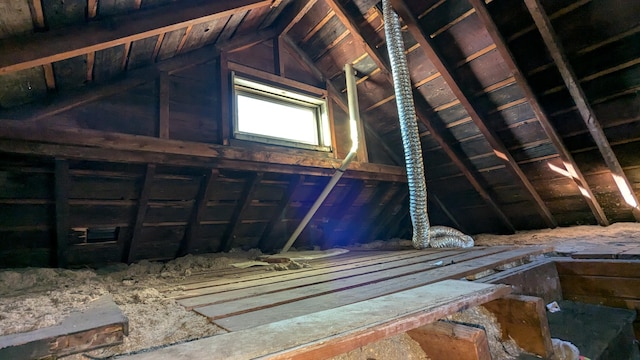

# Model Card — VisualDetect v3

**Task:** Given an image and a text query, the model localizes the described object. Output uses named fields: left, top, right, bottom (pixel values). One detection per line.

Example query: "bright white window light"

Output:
left=233, top=76, right=331, bottom=151
left=236, top=94, right=318, bottom=145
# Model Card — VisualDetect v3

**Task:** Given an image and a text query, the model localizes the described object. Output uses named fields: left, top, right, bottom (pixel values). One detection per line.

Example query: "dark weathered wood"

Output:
left=554, top=259, right=640, bottom=278
left=177, top=169, right=219, bottom=256
left=432, top=193, right=466, bottom=232
left=281, top=34, right=325, bottom=83
left=121, top=281, right=510, bottom=360
left=219, top=51, right=231, bottom=146
left=366, top=187, right=407, bottom=241
left=219, top=173, right=264, bottom=252
left=217, top=28, right=277, bottom=53
left=124, top=164, right=155, bottom=263
left=158, top=72, right=170, bottom=139
left=392, top=0, right=556, bottom=229
left=0, top=294, right=128, bottom=360
left=479, top=259, right=562, bottom=304
left=483, top=294, right=554, bottom=358
left=275, top=0, right=319, bottom=36
left=258, top=175, right=303, bottom=252
left=274, top=36, right=284, bottom=76
left=323, top=180, right=366, bottom=246
left=407, top=321, right=491, bottom=360
left=0, top=122, right=407, bottom=182
left=328, top=0, right=516, bottom=233
left=0, top=0, right=270, bottom=74
left=54, top=159, right=70, bottom=268
left=350, top=183, right=396, bottom=242
left=468, top=0, right=609, bottom=226
left=523, top=0, right=640, bottom=222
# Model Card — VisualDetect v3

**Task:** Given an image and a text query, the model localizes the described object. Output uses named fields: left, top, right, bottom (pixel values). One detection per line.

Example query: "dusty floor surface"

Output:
left=0, top=223, right=637, bottom=358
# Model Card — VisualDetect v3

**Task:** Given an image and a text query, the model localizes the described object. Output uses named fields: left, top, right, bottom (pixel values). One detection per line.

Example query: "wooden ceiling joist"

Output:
left=326, top=0, right=516, bottom=233
left=0, top=0, right=271, bottom=74
left=391, top=0, right=557, bottom=229
left=467, top=0, right=609, bottom=226
left=523, top=0, right=640, bottom=222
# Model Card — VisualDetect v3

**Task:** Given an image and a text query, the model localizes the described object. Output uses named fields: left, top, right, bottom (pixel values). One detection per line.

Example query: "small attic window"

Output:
left=233, top=76, right=331, bottom=151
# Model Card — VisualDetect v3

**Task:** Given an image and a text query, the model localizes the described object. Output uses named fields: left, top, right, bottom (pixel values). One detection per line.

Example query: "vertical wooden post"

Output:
left=219, top=51, right=231, bottom=145
left=219, top=172, right=263, bottom=252
left=274, top=36, right=285, bottom=76
left=178, top=169, right=219, bottom=256
left=54, top=159, right=70, bottom=268
left=158, top=72, right=170, bottom=139
left=258, top=175, right=303, bottom=252
left=124, top=164, right=155, bottom=264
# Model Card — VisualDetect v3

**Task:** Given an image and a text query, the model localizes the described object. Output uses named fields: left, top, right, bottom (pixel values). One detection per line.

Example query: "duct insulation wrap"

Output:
left=382, top=0, right=473, bottom=249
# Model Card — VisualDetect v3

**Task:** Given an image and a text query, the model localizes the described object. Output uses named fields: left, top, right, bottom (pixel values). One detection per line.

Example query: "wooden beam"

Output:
left=219, top=173, right=264, bottom=252
left=87, top=0, right=98, bottom=19
left=368, top=189, right=407, bottom=241
left=258, top=175, right=303, bottom=252
left=323, top=180, right=367, bottom=247
left=178, top=169, right=220, bottom=256
left=468, top=0, right=609, bottom=226
left=523, top=0, right=640, bottom=222
left=275, top=0, right=318, bottom=36
left=86, top=52, right=95, bottom=82
left=217, top=28, right=277, bottom=53
left=407, top=321, right=491, bottom=360
left=483, top=294, right=554, bottom=358
left=124, top=164, right=156, bottom=264
left=28, top=0, right=46, bottom=29
left=391, top=0, right=557, bottom=229
left=328, top=0, right=516, bottom=233
left=219, top=51, right=231, bottom=145
left=43, top=63, right=56, bottom=90
left=350, top=183, right=395, bottom=242
left=54, top=159, right=70, bottom=268
left=432, top=193, right=466, bottom=233
left=274, top=36, right=284, bottom=76
left=280, top=34, right=325, bottom=83
left=158, top=72, right=170, bottom=139
left=0, top=0, right=271, bottom=74
left=120, top=42, right=132, bottom=71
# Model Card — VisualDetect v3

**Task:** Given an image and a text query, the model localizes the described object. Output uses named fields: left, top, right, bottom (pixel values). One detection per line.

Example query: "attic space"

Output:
left=0, top=0, right=639, bottom=359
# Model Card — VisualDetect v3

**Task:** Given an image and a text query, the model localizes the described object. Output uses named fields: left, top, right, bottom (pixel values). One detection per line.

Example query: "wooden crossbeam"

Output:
left=326, top=0, right=516, bottom=233
left=178, top=169, right=219, bottom=256
left=54, top=159, right=70, bottom=268
left=391, top=0, right=556, bottom=229
left=0, top=0, right=271, bottom=74
left=258, top=175, right=303, bottom=252
left=523, top=0, right=640, bottom=222
left=124, top=164, right=156, bottom=264
left=468, top=0, right=609, bottom=226
left=219, top=172, right=264, bottom=252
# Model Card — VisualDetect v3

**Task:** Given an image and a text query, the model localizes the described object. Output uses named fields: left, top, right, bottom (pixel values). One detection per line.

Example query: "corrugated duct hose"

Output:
left=382, top=0, right=473, bottom=249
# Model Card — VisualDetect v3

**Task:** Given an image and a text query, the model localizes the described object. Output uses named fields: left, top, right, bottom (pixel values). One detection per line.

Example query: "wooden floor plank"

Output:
left=178, top=249, right=472, bottom=308
left=169, top=249, right=472, bottom=298
left=555, top=259, right=640, bottom=278
left=120, top=281, right=511, bottom=360
left=205, top=247, right=547, bottom=330
left=169, top=250, right=431, bottom=292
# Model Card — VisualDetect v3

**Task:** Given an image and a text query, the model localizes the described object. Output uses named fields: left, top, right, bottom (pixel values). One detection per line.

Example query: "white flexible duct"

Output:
left=382, top=0, right=473, bottom=249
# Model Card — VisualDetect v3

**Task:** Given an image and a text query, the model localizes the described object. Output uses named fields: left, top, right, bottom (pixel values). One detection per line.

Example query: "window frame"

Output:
left=232, top=73, right=332, bottom=152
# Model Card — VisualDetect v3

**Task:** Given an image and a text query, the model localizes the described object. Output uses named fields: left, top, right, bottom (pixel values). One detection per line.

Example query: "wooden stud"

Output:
left=274, top=36, right=284, bottom=76
left=523, top=0, right=640, bottom=222
left=54, top=159, right=70, bottom=268
left=87, top=0, right=98, bottom=19
left=407, top=321, right=491, bottom=360
left=86, top=52, right=96, bottom=82
left=28, top=0, right=46, bottom=29
left=219, top=51, right=231, bottom=145
left=0, top=0, right=271, bottom=74
left=258, top=175, right=303, bottom=252
left=483, top=294, right=554, bottom=358
left=392, top=0, right=556, bottom=229
left=43, top=63, right=56, bottom=90
left=219, top=173, right=264, bottom=252
left=175, top=25, right=193, bottom=54
left=120, top=42, right=132, bottom=71
left=328, top=0, right=516, bottom=233
left=158, top=72, right=170, bottom=139
left=152, top=33, right=166, bottom=62
left=178, top=169, right=220, bottom=256
left=124, top=164, right=156, bottom=264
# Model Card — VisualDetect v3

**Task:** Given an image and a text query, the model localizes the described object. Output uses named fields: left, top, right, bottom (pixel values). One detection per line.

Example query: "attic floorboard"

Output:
left=161, top=246, right=549, bottom=333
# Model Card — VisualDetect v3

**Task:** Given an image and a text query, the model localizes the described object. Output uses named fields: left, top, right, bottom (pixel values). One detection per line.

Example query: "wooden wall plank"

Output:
left=55, top=159, right=70, bottom=267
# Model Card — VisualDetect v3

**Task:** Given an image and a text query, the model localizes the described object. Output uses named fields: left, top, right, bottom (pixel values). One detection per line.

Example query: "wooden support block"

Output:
left=407, top=321, right=491, bottom=360
left=482, top=294, right=553, bottom=358
left=0, top=294, right=128, bottom=360
left=479, top=259, right=562, bottom=304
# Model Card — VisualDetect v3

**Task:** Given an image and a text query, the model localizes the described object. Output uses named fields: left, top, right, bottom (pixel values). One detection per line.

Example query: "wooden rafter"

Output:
left=431, top=193, right=465, bottom=233
left=275, top=0, right=319, bottom=36
left=258, top=175, right=303, bottom=252
left=124, top=164, right=156, bottom=264
left=327, top=0, right=516, bottom=233
left=0, top=0, right=271, bottom=74
left=178, top=169, right=220, bottom=256
left=323, top=180, right=366, bottom=247
left=523, top=0, right=640, bottom=222
left=349, top=183, right=394, bottom=243
left=43, top=63, right=56, bottom=90
left=353, top=183, right=401, bottom=242
left=391, top=0, right=556, bottom=228
left=54, top=159, right=70, bottom=268
left=219, top=173, right=264, bottom=252
left=367, top=189, right=408, bottom=240
left=468, top=0, right=609, bottom=226
left=28, top=0, right=46, bottom=29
